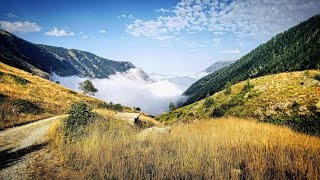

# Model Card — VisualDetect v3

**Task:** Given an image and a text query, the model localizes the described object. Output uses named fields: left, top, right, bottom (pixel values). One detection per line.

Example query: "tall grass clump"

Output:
left=44, top=117, right=320, bottom=179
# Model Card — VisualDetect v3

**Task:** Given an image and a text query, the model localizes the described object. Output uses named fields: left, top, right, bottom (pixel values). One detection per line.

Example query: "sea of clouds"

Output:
left=52, top=69, right=204, bottom=115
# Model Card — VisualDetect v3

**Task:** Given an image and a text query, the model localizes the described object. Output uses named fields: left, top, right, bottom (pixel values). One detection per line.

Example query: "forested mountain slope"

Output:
left=184, top=15, right=320, bottom=105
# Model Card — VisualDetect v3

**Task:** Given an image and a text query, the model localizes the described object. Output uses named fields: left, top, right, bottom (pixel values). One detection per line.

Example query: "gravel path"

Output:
left=114, top=112, right=140, bottom=125
left=0, top=116, right=63, bottom=180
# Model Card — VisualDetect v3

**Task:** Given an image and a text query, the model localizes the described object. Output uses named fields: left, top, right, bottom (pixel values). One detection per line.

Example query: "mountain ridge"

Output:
left=0, top=30, right=148, bottom=80
left=38, top=44, right=137, bottom=79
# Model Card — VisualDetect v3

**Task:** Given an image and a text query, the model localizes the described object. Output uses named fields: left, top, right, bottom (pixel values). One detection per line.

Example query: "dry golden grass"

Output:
left=0, top=62, right=104, bottom=129
left=139, top=114, right=164, bottom=127
left=93, top=108, right=117, bottom=118
left=38, top=116, right=320, bottom=179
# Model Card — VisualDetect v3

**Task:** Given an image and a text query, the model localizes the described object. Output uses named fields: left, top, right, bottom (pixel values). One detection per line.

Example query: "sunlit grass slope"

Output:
left=0, top=62, right=107, bottom=129
left=36, top=115, right=320, bottom=179
left=159, top=71, right=320, bottom=127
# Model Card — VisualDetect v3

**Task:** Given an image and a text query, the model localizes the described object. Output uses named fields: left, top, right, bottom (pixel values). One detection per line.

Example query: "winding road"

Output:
left=0, top=112, right=141, bottom=179
left=0, top=116, right=64, bottom=180
left=114, top=112, right=141, bottom=125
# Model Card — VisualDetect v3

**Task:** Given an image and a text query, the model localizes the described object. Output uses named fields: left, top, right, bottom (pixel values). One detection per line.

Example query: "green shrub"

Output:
left=286, top=114, right=320, bottom=135
left=13, top=99, right=42, bottom=114
left=64, top=101, right=95, bottom=138
left=242, top=79, right=254, bottom=92
left=224, top=81, right=232, bottom=95
left=0, top=98, right=42, bottom=122
left=314, top=74, right=320, bottom=81
left=97, top=102, right=110, bottom=109
left=204, top=98, right=214, bottom=108
left=0, top=71, right=4, bottom=78
left=9, top=74, right=30, bottom=85
left=169, top=102, right=176, bottom=111
left=0, top=72, right=30, bottom=85
left=79, top=79, right=98, bottom=95
left=97, top=102, right=124, bottom=111
left=291, top=101, right=300, bottom=110
left=67, top=90, right=77, bottom=95
left=212, top=107, right=225, bottom=118
left=264, top=113, right=320, bottom=136
left=113, top=104, right=123, bottom=111
left=304, top=71, right=310, bottom=77
left=0, top=93, right=7, bottom=104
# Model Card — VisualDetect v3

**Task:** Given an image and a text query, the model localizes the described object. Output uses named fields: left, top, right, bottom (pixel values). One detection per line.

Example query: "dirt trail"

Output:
left=114, top=112, right=140, bottom=125
left=0, top=116, right=63, bottom=180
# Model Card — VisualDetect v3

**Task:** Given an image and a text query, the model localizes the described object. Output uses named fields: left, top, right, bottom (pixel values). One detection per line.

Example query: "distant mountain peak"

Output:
left=204, top=60, right=235, bottom=73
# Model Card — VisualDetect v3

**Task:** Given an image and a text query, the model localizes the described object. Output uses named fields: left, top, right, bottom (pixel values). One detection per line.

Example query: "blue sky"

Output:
left=1, top=0, right=319, bottom=74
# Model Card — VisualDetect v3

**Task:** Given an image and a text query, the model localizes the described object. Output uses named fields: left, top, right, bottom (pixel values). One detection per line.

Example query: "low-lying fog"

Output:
left=52, top=68, right=205, bottom=115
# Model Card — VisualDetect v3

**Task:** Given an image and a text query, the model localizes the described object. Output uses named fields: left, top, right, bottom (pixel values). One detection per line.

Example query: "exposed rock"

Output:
left=303, top=78, right=320, bottom=87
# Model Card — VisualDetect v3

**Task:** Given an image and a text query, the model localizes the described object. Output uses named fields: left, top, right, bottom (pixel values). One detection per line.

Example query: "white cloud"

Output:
left=184, top=41, right=207, bottom=49
left=45, top=27, right=74, bottom=37
left=126, top=19, right=174, bottom=40
left=99, top=29, right=107, bottom=33
left=79, top=32, right=96, bottom=39
left=155, top=35, right=173, bottom=41
left=155, top=8, right=171, bottom=13
left=212, top=38, right=222, bottom=43
left=220, top=49, right=241, bottom=54
left=0, top=21, right=41, bottom=33
left=4, top=13, right=16, bottom=18
left=81, top=35, right=89, bottom=39
left=126, top=0, right=320, bottom=40
left=52, top=69, right=189, bottom=115
left=118, top=14, right=135, bottom=19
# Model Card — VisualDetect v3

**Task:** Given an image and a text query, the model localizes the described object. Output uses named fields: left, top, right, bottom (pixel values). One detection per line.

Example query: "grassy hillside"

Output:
left=0, top=62, right=125, bottom=129
left=184, top=15, right=320, bottom=105
left=33, top=115, right=320, bottom=179
left=159, top=70, right=320, bottom=134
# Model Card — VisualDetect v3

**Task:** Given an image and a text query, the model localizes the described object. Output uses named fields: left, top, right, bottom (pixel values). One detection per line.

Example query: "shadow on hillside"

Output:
left=0, top=143, right=47, bottom=170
